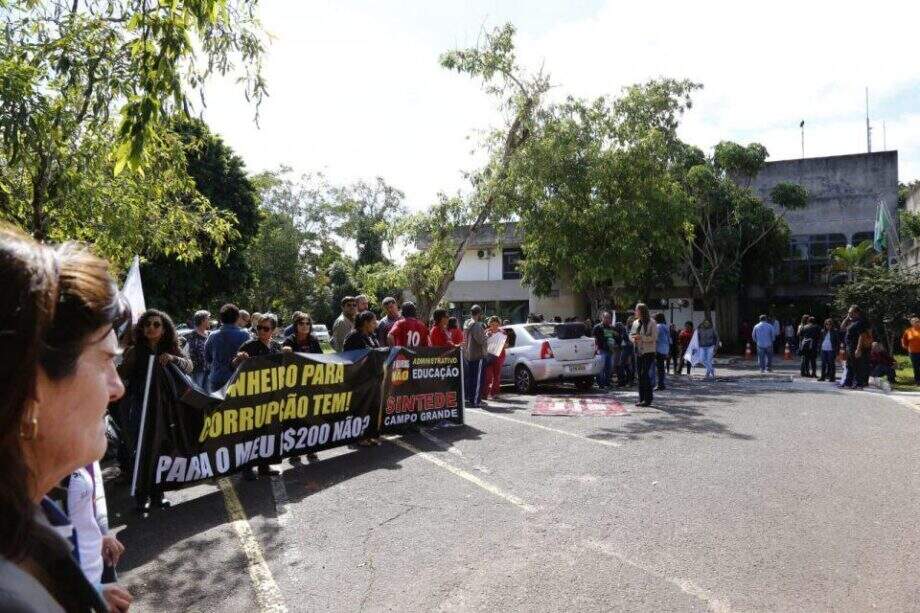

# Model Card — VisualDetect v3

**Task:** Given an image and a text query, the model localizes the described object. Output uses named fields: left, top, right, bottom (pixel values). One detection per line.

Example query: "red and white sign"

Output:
left=531, top=397, right=627, bottom=417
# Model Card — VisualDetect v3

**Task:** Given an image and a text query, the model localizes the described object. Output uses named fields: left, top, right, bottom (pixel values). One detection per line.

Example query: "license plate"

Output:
left=567, top=364, right=587, bottom=372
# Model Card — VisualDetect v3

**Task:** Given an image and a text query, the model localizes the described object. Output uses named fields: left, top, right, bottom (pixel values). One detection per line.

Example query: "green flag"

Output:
left=873, top=203, right=889, bottom=252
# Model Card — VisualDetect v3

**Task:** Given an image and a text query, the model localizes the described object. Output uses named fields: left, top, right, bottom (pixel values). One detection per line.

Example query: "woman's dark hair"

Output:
left=432, top=308, right=448, bottom=324
left=0, top=226, right=126, bottom=561
left=219, top=303, right=240, bottom=325
left=825, top=318, right=835, bottom=327
left=355, top=310, right=376, bottom=330
left=685, top=321, right=694, bottom=328
left=447, top=317, right=459, bottom=330
left=653, top=313, right=665, bottom=323
left=133, top=309, right=182, bottom=356
left=293, top=312, right=312, bottom=327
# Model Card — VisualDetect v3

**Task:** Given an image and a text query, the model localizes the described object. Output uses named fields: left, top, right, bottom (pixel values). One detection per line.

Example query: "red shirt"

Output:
left=389, top=318, right=430, bottom=348
left=449, top=328, right=464, bottom=346
left=429, top=325, right=451, bottom=347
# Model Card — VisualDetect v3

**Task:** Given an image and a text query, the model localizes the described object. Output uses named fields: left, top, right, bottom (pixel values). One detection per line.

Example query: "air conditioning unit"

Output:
left=477, top=249, right=494, bottom=259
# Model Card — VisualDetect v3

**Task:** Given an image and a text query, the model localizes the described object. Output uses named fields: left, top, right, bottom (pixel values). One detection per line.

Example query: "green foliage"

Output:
left=505, top=82, right=698, bottom=303
left=240, top=168, right=346, bottom=324
left=900, top=210, right=920, bottom=240
left=769, top=182, right=809, bottom=210
left=679, top=141, right=802, bottom=313
left=898, top=180, right=920, bottom=208
left=330, top=178, right=406, bottom=266
left=834, top=266, right=920, bottom=328
left=712, top=141, right=768, bottom=179
left=828, top=240, right=882, bottom=281
left=142, top=119, right=260, bottom=317
left=0, top=0, right=264, bottom=265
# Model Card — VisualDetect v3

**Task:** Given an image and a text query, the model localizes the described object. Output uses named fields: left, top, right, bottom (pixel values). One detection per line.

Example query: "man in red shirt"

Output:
left=388, top=302, right=429, bottom=348
left=428, top=308, right=451, bottom=347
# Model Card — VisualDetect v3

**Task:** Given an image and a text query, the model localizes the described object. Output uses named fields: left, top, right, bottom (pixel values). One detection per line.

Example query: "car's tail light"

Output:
left=540, top=341, right=554, bottom=359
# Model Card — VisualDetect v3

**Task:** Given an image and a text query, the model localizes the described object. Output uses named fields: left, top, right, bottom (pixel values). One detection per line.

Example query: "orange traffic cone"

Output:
left=745, top=342, right=753, bottom=360
left=784, top=342, right=792, bottom=361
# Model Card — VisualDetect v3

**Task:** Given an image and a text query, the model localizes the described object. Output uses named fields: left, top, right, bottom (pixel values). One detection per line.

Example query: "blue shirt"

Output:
left=752, top=321, right=776, bottom=348
left=205, top=325, right=251, bottom=389
left=655, top=323, right=671, bottom=354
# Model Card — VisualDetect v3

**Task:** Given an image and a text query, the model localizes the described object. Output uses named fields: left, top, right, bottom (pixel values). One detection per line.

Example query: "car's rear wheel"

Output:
left=574, top=377, right=594, bottom=392
left=514, top=365, right=536, bottom=394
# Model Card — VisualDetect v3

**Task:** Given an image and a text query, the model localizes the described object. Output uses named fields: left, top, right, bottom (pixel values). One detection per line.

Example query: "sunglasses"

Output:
left=257, top=325, right=273, bottom=332
left=144, top=320, right=162, bottom=329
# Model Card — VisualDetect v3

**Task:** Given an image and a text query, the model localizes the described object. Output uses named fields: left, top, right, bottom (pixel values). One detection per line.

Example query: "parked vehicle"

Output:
left=312, top=323, right=331, bottom=343
left=500, top=322, right=601, bottom=393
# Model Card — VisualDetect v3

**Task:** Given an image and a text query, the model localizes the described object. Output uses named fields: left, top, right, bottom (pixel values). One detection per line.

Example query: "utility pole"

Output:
left=866, top=87, right=872, bottom=153
left=883, top=121, right=887, bottom=151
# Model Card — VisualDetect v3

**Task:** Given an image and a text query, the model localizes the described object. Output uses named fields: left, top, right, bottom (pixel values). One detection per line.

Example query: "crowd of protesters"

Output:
left=6, top=217, right=920, bottom=613
left=747, top=305, right=920, bottom=391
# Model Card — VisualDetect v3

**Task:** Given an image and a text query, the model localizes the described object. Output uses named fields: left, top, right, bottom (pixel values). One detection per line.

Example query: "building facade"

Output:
left=442, top=223, right=586, bottom=322
left=440, top=151, right=899, bottom=337
left=741, top=151, right=898, bottom=327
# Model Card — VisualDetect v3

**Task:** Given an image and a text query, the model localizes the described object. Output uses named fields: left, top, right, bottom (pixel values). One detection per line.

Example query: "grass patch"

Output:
left=894, top=354, right=919, bottom=391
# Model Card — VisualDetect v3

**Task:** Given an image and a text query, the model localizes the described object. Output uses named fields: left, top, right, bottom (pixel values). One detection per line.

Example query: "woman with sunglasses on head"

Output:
left=233, top=314, right=282, bottom=479
left=281, top=312, right=322, bottom=354
left=119, top=309, right=192, bottom=513
left=0, top=227, right=132, bottom=612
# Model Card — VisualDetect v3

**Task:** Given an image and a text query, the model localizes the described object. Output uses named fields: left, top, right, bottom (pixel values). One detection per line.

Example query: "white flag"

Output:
left=121, top=256, right=146, bottom=324
left=683, top=329, right=702, bottom=367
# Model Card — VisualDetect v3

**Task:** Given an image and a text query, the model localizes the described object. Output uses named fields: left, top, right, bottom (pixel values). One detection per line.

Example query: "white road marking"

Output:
left=218, top=478, right=289, bottom=612
left=585, top=540, right=733, bottom=613
left=467, top=408, right=621, bottom=447
left=418, top=428, right=493, bottom=474
left=384, top=436, right=537, bottom=513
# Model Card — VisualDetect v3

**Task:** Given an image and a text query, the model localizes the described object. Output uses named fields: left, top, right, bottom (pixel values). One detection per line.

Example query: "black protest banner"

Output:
left=144, top=349, right=387, bottom=493
left=381, top=346, right=464, bottom=431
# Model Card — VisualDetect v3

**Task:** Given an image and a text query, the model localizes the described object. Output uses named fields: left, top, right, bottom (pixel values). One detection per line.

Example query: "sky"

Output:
left=202, top=0, right=920, bottom=211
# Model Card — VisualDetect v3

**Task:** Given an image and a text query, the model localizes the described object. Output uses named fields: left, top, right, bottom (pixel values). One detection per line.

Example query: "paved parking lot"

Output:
left=109, top=369, right=920, bottom=612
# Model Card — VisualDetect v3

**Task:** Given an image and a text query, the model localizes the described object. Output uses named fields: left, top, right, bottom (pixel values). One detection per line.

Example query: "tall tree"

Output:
left=424, top=23, right=550, bottom=310
left=505, top=81, right=699, bottom=310
left=0, top=0, right=265, bottom=266
left=678, top=141, right=809, bottom=321
left=332, top=178, right=406, bottom=266
left=142, top=119, right=260, bottom=317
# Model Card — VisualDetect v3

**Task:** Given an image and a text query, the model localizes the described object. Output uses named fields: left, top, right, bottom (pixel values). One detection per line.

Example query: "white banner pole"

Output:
left=130, top=355, right=156, bottom=498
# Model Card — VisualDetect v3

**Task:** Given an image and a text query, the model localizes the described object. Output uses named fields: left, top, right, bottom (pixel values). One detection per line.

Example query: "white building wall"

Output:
left=454, top=249, right=502, bottom=281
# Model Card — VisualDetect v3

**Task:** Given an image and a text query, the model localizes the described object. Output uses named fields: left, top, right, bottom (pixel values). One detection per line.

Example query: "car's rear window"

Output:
left=526, top=323, right=586, bottom=340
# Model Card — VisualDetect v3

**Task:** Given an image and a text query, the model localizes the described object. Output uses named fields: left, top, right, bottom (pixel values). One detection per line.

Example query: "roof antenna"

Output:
left=865, top=87, right=872, bottom=153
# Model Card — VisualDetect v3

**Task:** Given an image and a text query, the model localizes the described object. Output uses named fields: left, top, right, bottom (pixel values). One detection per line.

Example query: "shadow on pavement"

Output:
left=108, top=423, right=488, bottom=583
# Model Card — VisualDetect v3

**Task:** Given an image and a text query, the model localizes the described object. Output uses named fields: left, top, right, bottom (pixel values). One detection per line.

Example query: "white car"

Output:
left=499, top=322, right=601, bottom=393
left=312, top=324, right=331, bottom=343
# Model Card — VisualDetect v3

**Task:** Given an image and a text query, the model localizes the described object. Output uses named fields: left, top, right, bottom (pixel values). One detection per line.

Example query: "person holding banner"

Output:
left=484, top=316, right=507, bottom=401
left=204, top=304, right=251, bottom=392
left=234, top=314, right=283, bottom=479
left=447, top=316, right=464, bottom=346
left=0, top=227, right=129, bottom=611
left=343, top=311, right=380, bottom=351
left=282, top=312, right=322, bottom=354
left=120, top=310, right=192, bottom=511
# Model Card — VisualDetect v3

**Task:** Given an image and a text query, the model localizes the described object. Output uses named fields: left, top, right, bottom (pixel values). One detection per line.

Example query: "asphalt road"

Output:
left=109, top=367, right=920, bottom=612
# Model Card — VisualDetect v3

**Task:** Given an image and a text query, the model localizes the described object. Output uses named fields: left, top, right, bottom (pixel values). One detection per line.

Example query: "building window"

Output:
left=778, top=234, right=846, bottom=285
left=502, top=249, right=522, bottom=280
left=852, top=231, right=874, bottom=246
